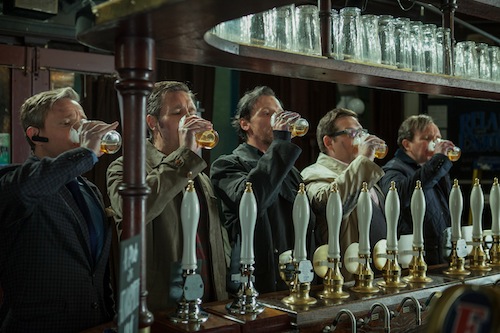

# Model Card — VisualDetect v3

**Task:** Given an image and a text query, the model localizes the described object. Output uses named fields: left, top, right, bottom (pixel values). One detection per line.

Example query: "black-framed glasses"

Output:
left=331, top=128, right=368, bottom=139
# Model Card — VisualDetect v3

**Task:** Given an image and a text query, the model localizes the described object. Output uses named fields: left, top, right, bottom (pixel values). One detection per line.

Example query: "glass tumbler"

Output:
left=394, top=17, right=412, bottom=70
left=264, top=8, right=277, bottom=49
left=422, top=23, right=437, bottom=73
left=360, top=15, right=381, bottom=64
left=295, top=5, right=321, bottom=55
left=249, top=12, right=266, bottom=46
left=220, top=17, right=250, bottom=44
left=436, top=27, right=452, bottom=75
left=179, top=116, right=219, bottom=149
left=275, top=4, right=296, bottom=52
left=428, top=139, right=461, bottom=162
left=353, top=132, right=388, bottom=159
left=270, top=113, right=310, bottom=138
left=454, top=41, right=466, bottom=77
left=378, top=15, right=396, bottom=67
left=477, top=43, right=491, bottom=80
left=331, top=9, right=340, bottom=59
left=490, top=46, right=500, bottom=82
left=410, top=21, right=425, bottom=72
left=338, top=7, right=362, bottom=61
left=70, top=120, right=122, bottom=155
left=460, top=41, right=479, bottom=79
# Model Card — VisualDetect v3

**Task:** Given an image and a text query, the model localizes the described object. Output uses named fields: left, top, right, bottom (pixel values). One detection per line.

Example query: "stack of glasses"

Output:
left=212, top=5, right=500, bottom=83
left=212, top=4, right=321, bottom=56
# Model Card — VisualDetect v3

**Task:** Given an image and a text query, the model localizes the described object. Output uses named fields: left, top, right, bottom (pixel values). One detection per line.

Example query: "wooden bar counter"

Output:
left=81, top=265, right=500, bottom=333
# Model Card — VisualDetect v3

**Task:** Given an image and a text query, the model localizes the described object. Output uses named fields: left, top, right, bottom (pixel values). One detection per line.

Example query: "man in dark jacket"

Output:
left=380, top=114, right=457, bottom=265
left=210, top=86, right=315, bottom=294
left=0, top=87, right=116, bottom=332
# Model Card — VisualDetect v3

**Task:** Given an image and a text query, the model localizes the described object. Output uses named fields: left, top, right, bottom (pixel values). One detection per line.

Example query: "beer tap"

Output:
left=468, top=178, right=491, bottom=271
left=490, top=178, right=500, bottom=266
left=443, top=179, right=470, bottom=276
left=170, top=177, right=209, bottom=324
left=226, top=182, right=265, bottom=315
left=403, top=181, right=432, bottom=283
left=281, top=183, right=317, bottom=305
left=351, top=182, right=379, bottom=294
left=376, top=181, right=407, bottom=288
left=315, top=183, right=350, bottom=300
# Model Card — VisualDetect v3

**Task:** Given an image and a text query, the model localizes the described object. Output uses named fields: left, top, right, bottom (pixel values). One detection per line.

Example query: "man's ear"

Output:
left=240, top=118, right=250, bottom=132
left=146, top=115, right=157, bottom=131
left=26, top=126, right=40, bottom=144
left=323, top=135, right=333, bottom=150
left=401, top=138, right=410, bottom=151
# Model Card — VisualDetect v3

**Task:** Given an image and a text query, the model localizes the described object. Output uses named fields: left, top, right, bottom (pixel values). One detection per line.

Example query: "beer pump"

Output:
left=170, top=178, right=209, bottom=324
left=281, top=184, right=317, bottom=305
left=489, top=178, right=500, bottom=266
left=346, top=182, right=379, bottom=294
left=313, top=183, right=350, bottom=299
left=468, top=178, right=491, bottom=271
left=226, top=182, right=265, bottom=315
left=403, top=181, right=432, bottom=283
left=443, top=179, right=470, bottom=276
left=374, top=181, right=407, bottom=288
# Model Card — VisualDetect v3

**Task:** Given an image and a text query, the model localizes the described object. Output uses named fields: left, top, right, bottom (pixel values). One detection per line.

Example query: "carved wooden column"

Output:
left=319, top=0, right=332, bottom=58
left=115, top=36, right=155, bottom=331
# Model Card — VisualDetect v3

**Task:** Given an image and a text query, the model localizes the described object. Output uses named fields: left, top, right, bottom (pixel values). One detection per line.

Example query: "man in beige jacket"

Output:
left=107, top=81, right=229, bottom=311
left=301, top=108, right=387, bottom=280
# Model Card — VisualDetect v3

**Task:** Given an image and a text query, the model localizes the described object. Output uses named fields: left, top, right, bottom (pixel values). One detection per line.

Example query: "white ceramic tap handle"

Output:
left=293, top=183, right=310, bottom=262
left=449, top=179, right=463, bottom=242
left=181, top=179, right=200, bottom=270
left=326, top=183, right=342, bottom=259
left=491, top=178, right=500, bottom=236
left=471, top=178, right=484, bottom=239
left=411, top=181, right=425, bottom=248
left=385, top=181, right=400, bottom=251
left=240, top=182, right=258, bottom=265
left=357, top=182, right=372, bottom=255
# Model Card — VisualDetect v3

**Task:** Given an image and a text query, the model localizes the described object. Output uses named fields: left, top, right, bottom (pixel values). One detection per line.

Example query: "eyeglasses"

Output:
left=331, top=128, right=368, bottom=139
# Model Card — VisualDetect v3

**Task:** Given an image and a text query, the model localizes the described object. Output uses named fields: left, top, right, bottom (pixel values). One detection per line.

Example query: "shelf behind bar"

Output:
left=76, top=0, right=500, bottom=102
left=204, top=33, right=500, bottom=101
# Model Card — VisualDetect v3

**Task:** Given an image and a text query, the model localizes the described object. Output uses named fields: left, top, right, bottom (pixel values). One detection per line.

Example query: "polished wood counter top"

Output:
left=81, top=265, right=500, bottom=332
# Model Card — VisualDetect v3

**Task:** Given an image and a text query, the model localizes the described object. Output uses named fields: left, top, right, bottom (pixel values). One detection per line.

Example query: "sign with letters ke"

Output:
left=118, top=235, right=141, bottom=333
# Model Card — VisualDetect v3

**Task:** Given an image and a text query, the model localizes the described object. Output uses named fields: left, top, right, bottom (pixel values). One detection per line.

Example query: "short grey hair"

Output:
left=397, top=114, right=435, bottom=149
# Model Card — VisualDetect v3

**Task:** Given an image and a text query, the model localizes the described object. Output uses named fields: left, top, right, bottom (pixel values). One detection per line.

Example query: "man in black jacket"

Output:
left=380, top=114, right=457, bottom=265
left=210, top=86, right=315, bottom=294
left=0, top=87, right=116, bottom=332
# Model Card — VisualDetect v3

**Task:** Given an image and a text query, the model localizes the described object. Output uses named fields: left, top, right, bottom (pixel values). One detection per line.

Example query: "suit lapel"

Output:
left=61, top=182, right=94, bottom=264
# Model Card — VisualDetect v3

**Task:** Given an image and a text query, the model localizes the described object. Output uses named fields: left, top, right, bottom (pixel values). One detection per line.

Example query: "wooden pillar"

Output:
left=441, top=0, right=457, bottom=75
left=114, top=36, right=155, bottom=330
left=318, top=0, right=332, bottom=58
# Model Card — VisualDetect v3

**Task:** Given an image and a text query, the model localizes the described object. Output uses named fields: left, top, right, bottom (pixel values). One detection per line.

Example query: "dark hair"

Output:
left=232, top=86, right=282, bottom=141
left=397, top=114, right=434, bottom=149
left=146, top=81, right=194, bottom=137
left=20, top=87, right=80, bottom=150
left=316, top=108, right=358, bottom=153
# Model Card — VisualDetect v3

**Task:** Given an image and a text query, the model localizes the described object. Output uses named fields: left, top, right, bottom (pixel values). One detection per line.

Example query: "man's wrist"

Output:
left=273, top=130, right=291, bottom=141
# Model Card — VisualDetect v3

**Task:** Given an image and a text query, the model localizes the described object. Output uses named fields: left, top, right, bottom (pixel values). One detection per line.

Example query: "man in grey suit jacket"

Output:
left=0, top=87, right=118, bottom=333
